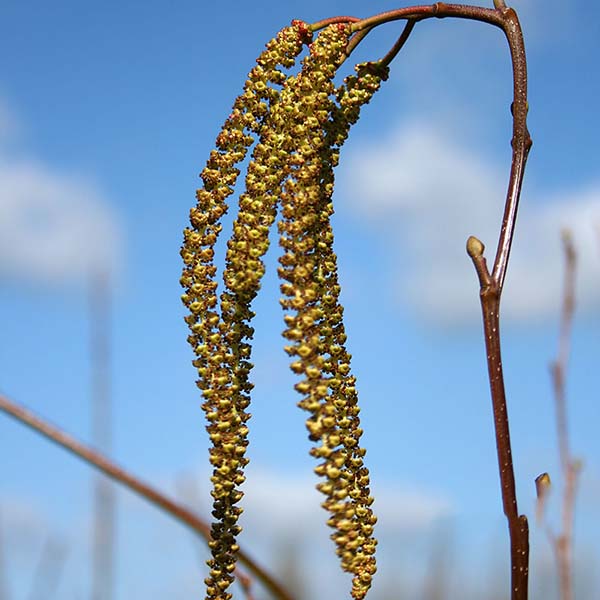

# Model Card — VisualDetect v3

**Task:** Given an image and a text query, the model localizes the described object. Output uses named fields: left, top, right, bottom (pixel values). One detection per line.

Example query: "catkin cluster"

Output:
left=181, top=19, right=387, bottom=600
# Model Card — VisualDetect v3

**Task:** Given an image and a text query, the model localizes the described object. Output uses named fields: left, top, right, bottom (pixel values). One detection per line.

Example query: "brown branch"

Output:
left=452, top=4, right=532, bottom=600
left=380, top=20, right=417, bottom=67
left=461, top=16, right=533, bottom=596
left=467, top=236, right=529, bottom=600
left=309, top=15, right=360, bottom=31
left=548, top=230, right=582, bottom=600
left=311, top=4, right=532, bottom=599
left=343, top=26, right=375, bottom=60
left=0, top=394, right=294, bottom=600
left=315, top=4, right=532, bottom=290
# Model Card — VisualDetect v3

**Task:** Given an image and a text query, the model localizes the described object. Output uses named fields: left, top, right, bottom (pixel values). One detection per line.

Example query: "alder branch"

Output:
left=0, top=394, right=293, bottom=600
left=312, top=4, right=532, bottom=598
left=548, top=230, right=582, bottom=600
left=380, top=20, right=417, bottom=67
left=460, top=5, right=531, bottom=600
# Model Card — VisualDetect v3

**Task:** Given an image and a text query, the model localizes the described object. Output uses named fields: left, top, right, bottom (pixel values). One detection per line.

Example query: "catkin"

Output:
left=278, top=28, right=387, bottom=599
left=182, top=17, right=388, bottom=600
left=181, top=21, right=310, bottom=600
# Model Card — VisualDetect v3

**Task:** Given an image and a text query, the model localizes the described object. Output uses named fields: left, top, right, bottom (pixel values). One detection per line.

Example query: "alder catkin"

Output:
left=182, top=17, right=387, bottom=600
left=277, top=28, right=387, bottom=600
left=180, top=21, right=310, bottom=600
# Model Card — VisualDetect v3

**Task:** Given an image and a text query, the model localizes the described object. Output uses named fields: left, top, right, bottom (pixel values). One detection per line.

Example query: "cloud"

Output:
left=174, top=464, right=451, bottom=536
left=0, top=100, right=121, bottom=286
left=339, top=120, right=600, bottom=324
left=183, top=465, right=453, bottom=542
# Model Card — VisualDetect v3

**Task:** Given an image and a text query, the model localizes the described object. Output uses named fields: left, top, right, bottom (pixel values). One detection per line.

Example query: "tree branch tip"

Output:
left=466, top=235, right=485, bottom=259
left=535, top=472, right=551, bottom=498
left=560, top=228, right=573, bottom=243
left=571, top=458, right=584, bottom=473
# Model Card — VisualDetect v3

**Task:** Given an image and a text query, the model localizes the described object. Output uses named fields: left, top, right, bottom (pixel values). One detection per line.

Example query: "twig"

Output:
left=311, top=4, right=532, bottom=598
left=0, top=508, right=8, bottom=600
left=27, top=536, right=68, bottom=600
left=414, top=4, right=532, bottom=599
left=379, top=20, right=417, bottom=68
left=236, top=571, right=256, bottom=600
left=89, top=267, right=115, bottom=600
left=0, top=394, right=294, bottom=600
left=547, top=230, right=581, bottom=600
left=467, top=237, right=529, bottom=600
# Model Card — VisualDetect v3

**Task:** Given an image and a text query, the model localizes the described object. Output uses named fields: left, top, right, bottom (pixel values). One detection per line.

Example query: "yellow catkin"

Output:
left=277, top=28, right=387, bottom=599
left=181, top=21, right=311, bottom=600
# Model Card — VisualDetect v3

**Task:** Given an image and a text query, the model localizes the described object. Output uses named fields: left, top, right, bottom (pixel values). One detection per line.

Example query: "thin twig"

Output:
left=89, top=267, right=115, bottom=600
left=308, top=15, right=360, bottom=31
left=343, top=26, right=375, bottom=60
left=467, top=237, right=529, bottom=600
left=463, top=11, right=532, bottom=590
left=0, top=508, right=8, bottom=600
left=0, top=394, right=294, bottom=600
left=313, top=5, right=532, bottom=599
left=236, top=571, right=256, bottom=600
left=379, top=20, right=417, bottom=68
left=548, top=230, right=581, bottom=600
left=27, top=536, right=68, bottom=600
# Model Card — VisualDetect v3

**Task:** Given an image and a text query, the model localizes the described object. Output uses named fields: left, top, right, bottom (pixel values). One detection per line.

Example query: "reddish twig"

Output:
left=467, top=237, right=529, bottom=600
left=460, top=8, right=531, bottom=600
left=547, top=230, right=582, bottom=600
left=380, top=19, right=417, bottom=67
left=311, top=4, right=531, bottom=598
left=89, top=267, right=116, bottom=600
left=0, top=394, right=294, bottom=600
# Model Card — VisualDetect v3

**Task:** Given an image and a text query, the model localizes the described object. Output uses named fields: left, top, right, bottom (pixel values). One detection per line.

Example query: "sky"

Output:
left=0, top=0, right=599, bottom=598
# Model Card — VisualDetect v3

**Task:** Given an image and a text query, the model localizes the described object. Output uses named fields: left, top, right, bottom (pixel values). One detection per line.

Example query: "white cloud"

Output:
left=174, top=464, right=451, bottom=537
left=339, top=120, right=600, bottom=324
left=244, top=467, right=450, bottom=533
left=0, top=101, right=121, bottom=285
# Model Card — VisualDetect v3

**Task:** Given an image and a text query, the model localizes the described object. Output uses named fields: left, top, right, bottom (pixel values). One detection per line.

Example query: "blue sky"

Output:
left=0, top=0, right=599, bottom=598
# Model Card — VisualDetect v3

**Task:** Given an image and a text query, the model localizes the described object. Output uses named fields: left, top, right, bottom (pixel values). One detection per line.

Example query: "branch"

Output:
left=548, top=230, right=582, bottom=600
left=443, top=4, right=532, bottom=599
left=314, top=4, right=531, bottom=294
left=379, top=20, right=417, bottom=68
left=467, top=236, right=529, bottom=600
left=311, top=4, right=532, bottom=599
left=0, top=394, right=294, bottom=600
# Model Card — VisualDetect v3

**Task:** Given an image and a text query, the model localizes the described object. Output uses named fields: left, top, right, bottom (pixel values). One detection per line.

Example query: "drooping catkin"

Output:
left=182, top=16, right=387, bottom=599
left=277, top=27, right=387, bottom=599
left=180, top=21, right=310, bottom=600
left=316, top=61, right=388, bottom=598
